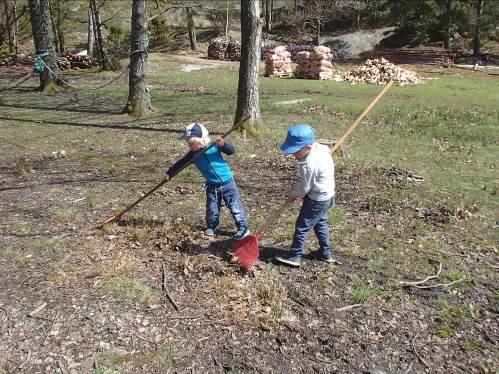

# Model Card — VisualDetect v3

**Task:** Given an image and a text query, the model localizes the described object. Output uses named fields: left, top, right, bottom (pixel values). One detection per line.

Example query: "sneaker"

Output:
left=309, top=250, right=333, bottom=263
left=233, top=227, right=249, bottom=241
left=275, top=254, right=301, bottom=267
left=204, top=228, right=216, bottom=237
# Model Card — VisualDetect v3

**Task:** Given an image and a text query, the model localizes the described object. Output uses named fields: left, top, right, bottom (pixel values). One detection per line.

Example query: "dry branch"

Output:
left=162, top=263, right=179, bottom=311
left=335, top=304, right=362, bottom=312
left=400, top=263, right=442, bottom=286
left=400, top=262, right=464, bottom=289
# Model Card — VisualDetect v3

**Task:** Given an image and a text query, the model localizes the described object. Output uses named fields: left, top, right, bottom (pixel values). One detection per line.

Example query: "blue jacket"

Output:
left=166, top=141, right=234, bottom=185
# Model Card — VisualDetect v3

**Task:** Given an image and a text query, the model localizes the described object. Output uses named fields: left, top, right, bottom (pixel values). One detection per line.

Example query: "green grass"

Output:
left=348, top=282, right=383, bottom=303
left=101, top=276, right=159, bottom=304
left=328, top=206, right=345, bottom=225
left=0, top=247, right=16, bottom=257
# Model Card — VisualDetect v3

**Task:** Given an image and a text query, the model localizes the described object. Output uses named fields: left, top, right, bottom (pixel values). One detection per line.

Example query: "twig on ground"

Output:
left=400, top=262, right=464, bottom=289
left=410, top=333, right=429, bottom=370
left=136, top=333, right=158, bottom=345
left=18, top=350, right=31, bottom=370
left=57, top=359, right=70, bottom=374
left=279, top=346, right=293, bottom=360
left=28, top=302, right=47, bottom=317
left=162, top=263, right=179, bottom=311
left=400, top=263, right=442, bottom=286
left=335, top=304, right=362, bottom=312
left=412, top=278, right=464, bottom=289
left=42, top=312, right=58, bottom=346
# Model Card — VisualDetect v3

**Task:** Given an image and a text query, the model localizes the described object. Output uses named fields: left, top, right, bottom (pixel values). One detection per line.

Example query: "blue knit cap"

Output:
left=280, top=124, right=316, bottom=154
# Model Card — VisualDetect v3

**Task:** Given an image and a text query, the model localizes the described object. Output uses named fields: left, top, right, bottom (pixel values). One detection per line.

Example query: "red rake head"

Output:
left=231, top=231, right=264, bottom=270
left=95, top=213, right=123, bottom=229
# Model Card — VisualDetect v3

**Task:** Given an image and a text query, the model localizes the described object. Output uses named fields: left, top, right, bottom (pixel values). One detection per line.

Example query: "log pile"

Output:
left=261, top=40, right=279, bottom=60
left=264, top=46, right=293, bottom=77
left=207, top=39, right=228, bottom=60
left=342, top=58, right=425, bottom=85
left=295, top=46, right=334, bottom=80
left=360, top=49, right=455, bottom=66
left=0, top=53, right=94, bottom=70
left=58, top=53, right=93, bottom=70
left=226, top=41, right=241, bottom=61
left=285, top=44, right=315, bottom=62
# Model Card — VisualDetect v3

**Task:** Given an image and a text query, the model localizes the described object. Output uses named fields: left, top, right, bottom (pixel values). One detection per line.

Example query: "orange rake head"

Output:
left=231, top=231, right=265, bottom=270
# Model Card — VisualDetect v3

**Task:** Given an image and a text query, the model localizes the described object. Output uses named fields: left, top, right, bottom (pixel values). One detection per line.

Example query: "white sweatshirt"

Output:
left=290, top=143, right=335, bottom=201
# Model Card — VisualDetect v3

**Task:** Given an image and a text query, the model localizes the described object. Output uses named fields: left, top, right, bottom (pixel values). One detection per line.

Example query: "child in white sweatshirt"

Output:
left=275, top=124, right=335, bottom=267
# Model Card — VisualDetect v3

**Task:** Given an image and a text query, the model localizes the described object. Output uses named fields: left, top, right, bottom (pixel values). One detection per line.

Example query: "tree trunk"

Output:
left=56, top=0, right=64, bottom=52
left=90, top=0, right=112, bottom=70
left=186, top=6, right=197, bottom=51
left=225, top=1, right=229, bottom=40
left=87, top=3, right=94, bottom=56
left=265, top=0, right=271, bottom=31
left=3, top=0, right=17, bottom=54
left=125, top=0, right=151, bottom=117
left=235, top=0, right=262, bottom=129
left=12, top=0, right=18, bottom=53
left=444, top=0, right=452, bottom=50
left=473, top=0, right=484, bottom=57
left=50, top=2, right=60, bottom=53
left=316, top=19, right=321, bottom=45
left=29, top=0, right=61, bottom=92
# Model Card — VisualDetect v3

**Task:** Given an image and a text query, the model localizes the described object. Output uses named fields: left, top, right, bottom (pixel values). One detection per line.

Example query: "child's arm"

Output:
left=165, top=151, right=195, bottom=179
left=290, top=166, right=313, bottom=199
left=215, top=137, right=235, bottom=155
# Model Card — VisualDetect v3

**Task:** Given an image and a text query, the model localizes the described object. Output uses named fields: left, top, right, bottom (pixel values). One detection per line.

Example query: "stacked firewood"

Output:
left=295, top=46, right=334, bottom=80
left=342, top=58, right=425, bottom=85
left=285, top=44, right=315, bottom=62
left=226, top=41, right=241, bottom=61
left=261, top=40, right=278, bottom=60
left=264, top=46, right=293, bottom=77
left=207, top=39, right=228, bottom=60
left=59, top=53, right=93, bottom=69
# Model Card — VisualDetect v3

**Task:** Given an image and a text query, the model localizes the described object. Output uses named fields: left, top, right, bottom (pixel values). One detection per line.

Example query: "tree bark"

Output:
left=473, top=0, right=484, bottom=57
left=12, top=0, right=18, bottom=53
left=90, top=0, right=112, bottom=70
left=29, top=0, right=61, bottom=92
left=56, top=0, right=64, bottom=52
left=87, top=3, right=94, bottom=56
left=50, top=2, right=60, bottom=53
left=235, top=0, right=262, bottom=129
left=186, top=6, right=197, bottom=51
left=265, top=0, right=272, bottom=31
left=444, top=0, right=452, bottom=50
left=3, top=0, right=17, bottom=53
left=125, top=0, right=151, bottom=117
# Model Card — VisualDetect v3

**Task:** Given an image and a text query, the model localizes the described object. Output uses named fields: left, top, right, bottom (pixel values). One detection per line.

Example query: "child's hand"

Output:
left=163, top=174, right=170, bottom=182
left=215, top=137, right=225, bottom=147
left=286, top=195, right=296, bottom=204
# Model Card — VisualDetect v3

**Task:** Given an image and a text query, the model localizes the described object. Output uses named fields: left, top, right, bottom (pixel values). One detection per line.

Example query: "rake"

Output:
left=95, top=115, right=251, bottom=229
left=232, top=81, right=394, bottom=270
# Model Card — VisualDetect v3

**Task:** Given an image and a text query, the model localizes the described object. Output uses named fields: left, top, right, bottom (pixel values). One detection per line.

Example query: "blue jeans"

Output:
left=205, top=179, right=248, bottom=231
left=290, top=196, right=335, bottom=257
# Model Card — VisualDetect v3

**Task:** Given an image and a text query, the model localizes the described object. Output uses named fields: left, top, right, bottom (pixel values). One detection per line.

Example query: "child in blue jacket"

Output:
left=164, top=122, right=249, bottom=240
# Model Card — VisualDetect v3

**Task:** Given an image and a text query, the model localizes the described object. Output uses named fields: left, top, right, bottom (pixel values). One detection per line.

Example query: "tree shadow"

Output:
left=0, top=115, right=182, bottom=133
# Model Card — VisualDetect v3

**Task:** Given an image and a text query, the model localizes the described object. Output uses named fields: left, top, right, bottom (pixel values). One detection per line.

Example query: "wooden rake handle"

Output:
left=258, top=81, right=394, bottom=236
left=331, top=80, right=394, bottom=154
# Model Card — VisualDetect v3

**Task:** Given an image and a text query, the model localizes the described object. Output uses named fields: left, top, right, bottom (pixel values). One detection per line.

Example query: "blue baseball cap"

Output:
left=178, top=122, right=209, bottom=139
left=280, top=124, right=316, bottom=154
